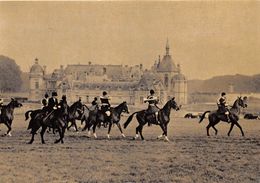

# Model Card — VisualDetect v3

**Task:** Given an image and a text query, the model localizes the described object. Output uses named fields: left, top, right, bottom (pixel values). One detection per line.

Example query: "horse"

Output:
left=123, top=98, right=180, bottom=141
left=84, top=101, right=129, bottom=139
left=184, top=113, right=201, bottom=119
left=67, top=101, right=84, bottom=132
left=244, top=113, right=259, bottom=120
left=0, top=98, right=22, bottom=136
left=199, top=96, right=247, bottom=136
left=25, top=100, right=82, bottom=144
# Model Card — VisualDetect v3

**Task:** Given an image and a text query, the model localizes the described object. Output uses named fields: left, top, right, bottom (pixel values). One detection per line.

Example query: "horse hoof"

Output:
left=121, top=134, right=126, bottom=138
left=132, top=137, right=136, bottom=140
left=27, top=141, right=33, bottom=144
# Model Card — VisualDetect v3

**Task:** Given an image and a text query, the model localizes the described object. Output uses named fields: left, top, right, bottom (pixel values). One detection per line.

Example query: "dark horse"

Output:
left=123, top=98, right=180, bottom=141
left=199, top=96, right=247, bottom=136
left=67, top=101, right=84, bottom=132
left=25, top=100, right=82, bottom=144
left=0, top=98, right=22, bottom=136
left=83, top=101, right=129, bottom=139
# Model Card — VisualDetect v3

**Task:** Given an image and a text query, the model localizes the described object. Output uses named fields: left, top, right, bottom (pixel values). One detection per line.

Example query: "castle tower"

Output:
left=173, top=65, right=188, bottom=104
left=155, top=40, right=188, bottom=104
left=29, top=58, right=45, bottom=101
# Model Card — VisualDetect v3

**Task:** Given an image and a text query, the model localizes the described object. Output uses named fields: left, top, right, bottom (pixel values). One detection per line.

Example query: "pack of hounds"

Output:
left=0, top=90, right=248, bottom=143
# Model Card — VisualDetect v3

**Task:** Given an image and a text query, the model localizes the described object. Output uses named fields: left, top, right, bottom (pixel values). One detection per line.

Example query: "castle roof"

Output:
left=157, top=55, right=177, bottom=72
left=30, top=59, right=44, bottom=74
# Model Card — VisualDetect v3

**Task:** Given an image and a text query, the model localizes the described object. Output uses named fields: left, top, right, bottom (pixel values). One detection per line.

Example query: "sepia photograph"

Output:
left=0, top=1, right=259, bottom=182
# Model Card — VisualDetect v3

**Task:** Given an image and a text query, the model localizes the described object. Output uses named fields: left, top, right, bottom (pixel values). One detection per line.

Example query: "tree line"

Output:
left=0, top=55, right=22, bottom=92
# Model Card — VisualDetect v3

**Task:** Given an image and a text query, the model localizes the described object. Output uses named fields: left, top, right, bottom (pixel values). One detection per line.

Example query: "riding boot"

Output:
left=226, top=115, right=231, bottom=123
left=156, top=112, right=160, bottom=124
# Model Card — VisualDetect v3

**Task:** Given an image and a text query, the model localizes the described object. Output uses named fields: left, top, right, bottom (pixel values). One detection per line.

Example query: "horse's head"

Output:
left=169, top=97, right=180, bottom=111
left=10, top=98, right=23, bottom=108
left=237, top=96, right=248, bottom=108
left=121, top=101, right=129, bottom=114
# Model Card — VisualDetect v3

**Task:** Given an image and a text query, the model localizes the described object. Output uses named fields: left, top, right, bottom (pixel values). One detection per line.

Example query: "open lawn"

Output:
left=0, top=110, right=259, bottom=183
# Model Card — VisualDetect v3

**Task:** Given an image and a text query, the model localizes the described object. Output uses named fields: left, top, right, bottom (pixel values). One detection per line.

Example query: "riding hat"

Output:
left=52, top=91, right=58, bottom=97
left=221, top=92, right=226, bottom=96
left=62, top=95, right=66, bottom=100
left=44, top=93, right=49, bottom=98
left=103, top=91, right=107, bottom=96
left=150, top=89, right=155, bottom=95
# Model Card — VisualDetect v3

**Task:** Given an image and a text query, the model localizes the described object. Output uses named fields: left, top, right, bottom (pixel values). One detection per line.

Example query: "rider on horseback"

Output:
left=41, top=93, right=49, bottom=110
left=217, top=92, right=231, bottom=122
left=58, top=95, right=68, bottom=121
left=100, top=91, right=111, bottom=117
left=0, top=97, right=4, bottom=115
left=144, top=89, right=160, bottom=125
left=43, top=91, right=59, bottom=125
left=91, top=97, right=99, bottom=110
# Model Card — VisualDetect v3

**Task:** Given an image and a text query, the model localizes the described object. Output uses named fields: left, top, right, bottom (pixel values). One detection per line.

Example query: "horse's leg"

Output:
left=55, top=127, right=62, bottom=144
left=73, top=119, right=79, bottom=132
left=28, top=132, right=35, bottom=144
left=116, top=123, right=125, bottom=138
left=67, top=121, right=72, bottom=130
left=107, top=122, right=112, bottom=139
left=86, top=121, right=93, bottom=138
left=134, top=125, right=141, bottom=140
left=164, top=124, right=170, bottom=142
left=157, top=124, right=166, bottom=139
left=233, top=121, right=245, bottom=136
left=82, top=119, right=88, bottom=131
left=212, top=125, right=218, bottom=135
left=206, top=122, right=212, bottom=136
left=227, top=122, right=235, bottom=136
left=4, top=122, right=12, bottom=136
left=60, top=127, right=66, bottom=144
left=139, top=125, right=145, bottom=140
left=28, top=125, right=41, bottom=144
left=92, top=123, right=98, bottom=139
left=40, top=125, right=47, bottom=144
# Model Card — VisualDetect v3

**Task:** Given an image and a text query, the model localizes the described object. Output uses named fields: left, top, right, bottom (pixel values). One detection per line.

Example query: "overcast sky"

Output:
left=0, top=1, right=259, bottom=79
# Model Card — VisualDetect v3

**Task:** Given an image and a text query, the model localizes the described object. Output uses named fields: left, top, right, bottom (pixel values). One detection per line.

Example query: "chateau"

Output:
left=29, top=41, right=188, bottom=105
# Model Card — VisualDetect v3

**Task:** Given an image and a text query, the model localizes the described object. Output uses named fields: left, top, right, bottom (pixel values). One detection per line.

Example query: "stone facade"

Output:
left=29, top=41, right=188, bottom=105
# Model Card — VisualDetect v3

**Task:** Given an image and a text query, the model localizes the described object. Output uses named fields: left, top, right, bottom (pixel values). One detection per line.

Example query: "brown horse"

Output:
left=123, top=98, right=180, bottom=141
left=0, top=98, right=22, bottom=136
left=199, top=96, right=247, bottom=136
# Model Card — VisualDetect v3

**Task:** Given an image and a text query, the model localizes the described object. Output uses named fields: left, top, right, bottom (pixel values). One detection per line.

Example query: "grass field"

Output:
left=0, top=107, right=259, bottom=183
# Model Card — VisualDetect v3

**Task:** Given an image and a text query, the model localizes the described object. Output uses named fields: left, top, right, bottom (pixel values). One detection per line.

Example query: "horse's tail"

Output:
left=199, top=111, right=210, bottom=123
left=123, top=111, right=138, bottom=129
left=25, top=110, right=34, bottom=121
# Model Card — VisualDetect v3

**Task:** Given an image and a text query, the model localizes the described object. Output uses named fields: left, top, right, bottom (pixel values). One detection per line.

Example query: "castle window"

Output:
left=164, top=74, right=168, bottom=87
left=35, top=82, right=39, bottom=89
left=140, top=96, right=144, bottom=104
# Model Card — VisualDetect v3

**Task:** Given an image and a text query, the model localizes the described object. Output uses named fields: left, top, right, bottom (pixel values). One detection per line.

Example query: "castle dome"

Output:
left=157, top=55, right=177, bottom=72
left=30, top=58, right=44, bottom=74
left=156, top=40, right=178, bottom=72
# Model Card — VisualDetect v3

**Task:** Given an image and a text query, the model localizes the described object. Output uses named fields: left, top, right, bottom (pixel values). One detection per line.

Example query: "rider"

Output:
left=48, top=91, right=59, bottom=112
left=144, top=89, right=160, bottom=125
left=100, top=91, right=111, bottom=117
left=41, top=93, right=49, bottom=110
left=58, top=95, right=68, bottom=121
left=91, top=97, right=99, bottom=110
left=100, top=91, right=112, bottom=127
left=217, top=92, right=231, bottom=122
left=0, top=97, right=4, bottom=115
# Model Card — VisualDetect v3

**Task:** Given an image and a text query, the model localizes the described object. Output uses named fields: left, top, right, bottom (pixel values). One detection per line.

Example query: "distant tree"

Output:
left=0, top=55, right=22, bottom=92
